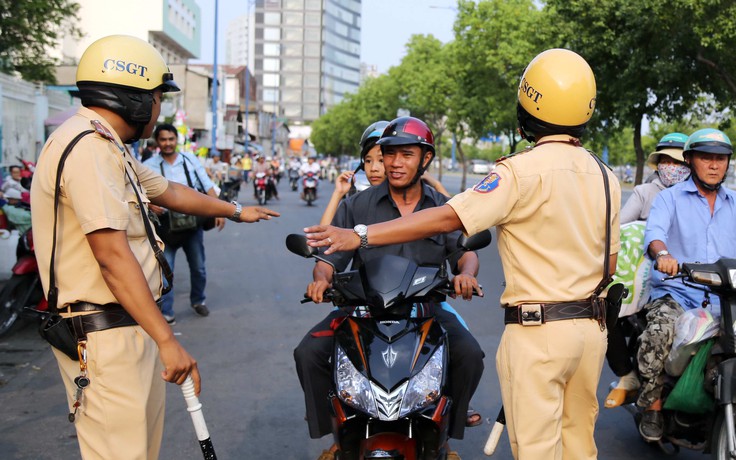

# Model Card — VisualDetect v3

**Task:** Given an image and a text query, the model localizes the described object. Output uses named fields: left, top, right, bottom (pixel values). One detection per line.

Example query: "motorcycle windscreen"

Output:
left=359, top=255, right=419, bottom=310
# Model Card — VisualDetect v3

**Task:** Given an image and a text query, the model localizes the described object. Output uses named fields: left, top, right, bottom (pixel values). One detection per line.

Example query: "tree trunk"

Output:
left=507, top=128, right=519, bottom=154
left=457, top=140, right=468, bottom=192
left=633, top=116, right=645, bottom=185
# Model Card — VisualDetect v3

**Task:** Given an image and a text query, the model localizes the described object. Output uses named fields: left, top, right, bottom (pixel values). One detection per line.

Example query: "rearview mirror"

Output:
left=458, top=230, right=492, bottom=252
left=286, top=234, right=316, bottom=258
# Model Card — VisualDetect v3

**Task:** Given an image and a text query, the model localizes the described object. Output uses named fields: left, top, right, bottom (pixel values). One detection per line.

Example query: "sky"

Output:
left=194, top=0, right=458, bottom=74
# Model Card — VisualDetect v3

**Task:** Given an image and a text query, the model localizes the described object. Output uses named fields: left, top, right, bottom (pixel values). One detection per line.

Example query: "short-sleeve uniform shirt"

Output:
left=448, top=134, right=621, bottom=306
left=31, top=107, right=169, bottom=307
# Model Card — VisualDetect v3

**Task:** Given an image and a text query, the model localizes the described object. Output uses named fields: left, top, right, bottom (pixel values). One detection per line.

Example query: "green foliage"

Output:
left=0, top=0, right=82, bottom=83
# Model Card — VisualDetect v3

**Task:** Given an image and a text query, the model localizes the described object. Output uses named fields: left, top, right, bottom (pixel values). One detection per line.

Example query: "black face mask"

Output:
left=516, top=103, right=586, bottom=143
left=78, top=84, right=153, bottom=142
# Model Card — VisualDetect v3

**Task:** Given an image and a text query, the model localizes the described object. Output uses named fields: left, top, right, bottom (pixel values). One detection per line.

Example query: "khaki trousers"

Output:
left=52, top=325, right=165, bottom=460
left=497, top=318, right=607, bottom=460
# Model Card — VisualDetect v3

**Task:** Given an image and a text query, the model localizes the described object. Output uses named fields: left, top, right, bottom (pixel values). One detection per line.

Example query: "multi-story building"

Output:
left=254, top=0, right=361, bottom=124
left=225, top=13, right=255, bottom=69
left=52, top=0, right=200, bottom=66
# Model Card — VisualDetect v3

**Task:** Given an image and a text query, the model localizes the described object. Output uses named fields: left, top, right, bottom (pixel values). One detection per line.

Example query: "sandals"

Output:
left=466, top=408, right=482, bottom=427
left=604, top=388, right=638, bottom=408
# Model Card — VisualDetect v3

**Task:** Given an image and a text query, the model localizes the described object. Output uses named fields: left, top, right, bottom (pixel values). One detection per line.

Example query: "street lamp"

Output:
left=243, top=0, right=254, bottom=155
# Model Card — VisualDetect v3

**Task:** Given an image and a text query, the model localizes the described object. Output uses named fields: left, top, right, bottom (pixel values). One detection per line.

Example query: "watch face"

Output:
left=354, top=224, right=367, bottom=235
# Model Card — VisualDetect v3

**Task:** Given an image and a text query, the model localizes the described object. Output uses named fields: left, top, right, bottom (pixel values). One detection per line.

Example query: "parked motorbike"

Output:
left=614, top=258, right=736, bottom=458
left=302, top=172, right=318, bottom=206
left=286, top=230, right=491, bottom=460
left=289, top=168, right=300, bottom=191
left=0, top=228, right=47, bottom=337
left=254, top=172, right=271, bottom=206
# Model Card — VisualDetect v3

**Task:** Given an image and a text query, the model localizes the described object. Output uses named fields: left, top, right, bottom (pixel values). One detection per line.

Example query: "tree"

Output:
left=0, top=0, right=82, bottom=83
left=448, top=0, right=552, bottom=157
left=546, top=0, right=736, bottom=183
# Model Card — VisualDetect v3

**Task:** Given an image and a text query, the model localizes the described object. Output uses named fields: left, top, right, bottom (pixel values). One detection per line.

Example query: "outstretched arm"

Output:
left=306, top=204, right=463, bottom=254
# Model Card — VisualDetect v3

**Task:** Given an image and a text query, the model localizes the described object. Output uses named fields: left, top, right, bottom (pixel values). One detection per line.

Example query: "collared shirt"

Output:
left=447, top=134, right=621, bottom=306
left=31, top=107, right=169, bottom=307
left=645, top=177, right=736, bottom=311
left=143, top=151, right=214, bottom=193
left=325, top=180, right=465, bottom=273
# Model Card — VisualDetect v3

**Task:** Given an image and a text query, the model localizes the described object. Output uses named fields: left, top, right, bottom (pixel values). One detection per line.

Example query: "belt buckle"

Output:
left=520, top=304, right=543, bottom=326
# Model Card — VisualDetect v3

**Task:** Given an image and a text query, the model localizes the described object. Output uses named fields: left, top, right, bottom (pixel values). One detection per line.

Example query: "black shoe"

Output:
left=192, top=303, right=210, bottom=317
left=639, top=410, right=663, bottom=442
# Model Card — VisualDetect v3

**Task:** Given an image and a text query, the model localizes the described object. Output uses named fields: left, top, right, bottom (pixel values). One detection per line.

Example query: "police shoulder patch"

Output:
left=473, top=172, right=502, bottom=193
left=90, top=120, right=116, bottom=141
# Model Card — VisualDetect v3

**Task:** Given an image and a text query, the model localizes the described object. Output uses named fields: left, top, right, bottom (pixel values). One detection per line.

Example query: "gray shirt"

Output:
left=620, top=175, right=666, bottom=223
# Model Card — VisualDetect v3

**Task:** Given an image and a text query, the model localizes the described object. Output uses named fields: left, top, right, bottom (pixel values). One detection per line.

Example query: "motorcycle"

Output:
left=302, top=172, right=318, bottom=206
left=614, top=258, right=736, bottom=458
left=254, top=172, right=271, bottom=206
left=0, top=228, right=47, bottom=337
left=289, top=168, right=300, bottom=191
left=219, top=168, right=243, bottom=203
left=286, top=230, right=491, bottom=460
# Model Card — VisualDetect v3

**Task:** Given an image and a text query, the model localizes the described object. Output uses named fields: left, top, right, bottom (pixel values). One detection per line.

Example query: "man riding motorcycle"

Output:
left=293, top=117, right=485, bottom=458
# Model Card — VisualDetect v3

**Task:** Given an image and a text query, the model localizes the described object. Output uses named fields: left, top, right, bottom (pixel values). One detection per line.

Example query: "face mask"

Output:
left=658, top=163, right=690, bottom=187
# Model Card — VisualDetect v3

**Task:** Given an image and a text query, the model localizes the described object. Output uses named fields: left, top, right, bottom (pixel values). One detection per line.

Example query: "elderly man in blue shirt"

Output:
left=637, top=128, right=736, bottom=442
left=144, top=124, right=225, bottom=324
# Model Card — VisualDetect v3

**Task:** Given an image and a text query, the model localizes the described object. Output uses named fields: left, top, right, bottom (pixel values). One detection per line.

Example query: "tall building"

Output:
left=254, top=0, right=361, bottom=124
left=52, top=0, right=201, bottom=65
left=225, top=13, right=255, bottom=68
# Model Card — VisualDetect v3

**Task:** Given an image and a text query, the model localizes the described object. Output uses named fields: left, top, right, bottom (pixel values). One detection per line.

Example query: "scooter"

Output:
left=302, top=172, right=318, bottom=206
left=0, top=228, right=47, bottom=337
left=254, top=172, right=271, bottom=206
left=286, top=230, right=491, bottom=460
left=289, top=168, right=300, bottom=191
left=614, top=258, right=736, bottom=458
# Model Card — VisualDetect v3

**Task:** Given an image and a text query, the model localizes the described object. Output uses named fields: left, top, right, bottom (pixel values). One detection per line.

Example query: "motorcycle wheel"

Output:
left=306, top=190, right=315, bottom=206
left=258, top=189, right=266, bottom=206
left=0, top=274, right=33, bottom=337
left=711, top=409, right=736, bottom=459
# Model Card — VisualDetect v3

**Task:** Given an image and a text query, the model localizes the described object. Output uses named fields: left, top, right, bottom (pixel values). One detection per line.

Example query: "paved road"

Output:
left=0, top=175, right=699, bottom=459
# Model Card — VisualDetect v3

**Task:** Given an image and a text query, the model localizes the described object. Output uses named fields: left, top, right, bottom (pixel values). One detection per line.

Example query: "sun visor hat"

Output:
left=647, top=148, right=686, bottom=168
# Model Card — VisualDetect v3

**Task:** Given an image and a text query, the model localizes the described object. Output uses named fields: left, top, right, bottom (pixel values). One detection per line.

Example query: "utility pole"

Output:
left=243, top=0, right=253, bottom=154
left=211, top=0, right=219, bottom=156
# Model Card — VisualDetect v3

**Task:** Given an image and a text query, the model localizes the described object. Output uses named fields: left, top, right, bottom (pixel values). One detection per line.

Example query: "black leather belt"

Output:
left=504, top=300, right=595, bottom=326
left=66, top=299, right=162, bottom=313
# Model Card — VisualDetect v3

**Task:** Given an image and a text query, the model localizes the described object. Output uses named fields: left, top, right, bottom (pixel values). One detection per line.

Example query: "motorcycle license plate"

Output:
left=306, top=180, right=316, bottom=187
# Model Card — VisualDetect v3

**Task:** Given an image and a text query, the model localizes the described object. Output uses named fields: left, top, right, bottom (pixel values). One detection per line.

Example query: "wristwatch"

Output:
left=353, top=224, right=368, bottom=248
left=228, top=200, right=242, bottom=222
left=655, top=249, right=670, bottom=259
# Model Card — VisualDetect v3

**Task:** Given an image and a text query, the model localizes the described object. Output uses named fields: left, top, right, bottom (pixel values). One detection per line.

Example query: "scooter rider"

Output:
left=30, top=35, right=278, bottom=459
left=305, top=49, right=620, bottom=460
left=636, top=128, right=736, bottom=442
left=294, top=116, right=485, bottom=456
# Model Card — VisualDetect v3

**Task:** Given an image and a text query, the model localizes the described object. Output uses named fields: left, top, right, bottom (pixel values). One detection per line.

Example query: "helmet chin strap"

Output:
left=691, top=170, right=723, bottom=191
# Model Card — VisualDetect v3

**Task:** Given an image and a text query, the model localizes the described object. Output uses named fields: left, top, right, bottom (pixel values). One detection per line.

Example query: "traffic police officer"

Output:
left=304, top=48, right=620, bottom=459
left=31, top=35, right=278, bottom=459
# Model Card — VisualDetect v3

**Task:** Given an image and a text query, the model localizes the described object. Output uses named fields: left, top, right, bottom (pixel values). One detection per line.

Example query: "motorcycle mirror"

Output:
left=286, top=234, right=316, bottom=258
left=458, top=230, right=492, bottom=251
left=285, top=234, right=338, bottom=271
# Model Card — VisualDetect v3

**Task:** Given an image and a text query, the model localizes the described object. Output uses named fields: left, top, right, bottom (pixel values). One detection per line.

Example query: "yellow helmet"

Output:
left=517, top=49, right=596, bottom=127
left=76, top=35, right=179, bottom=93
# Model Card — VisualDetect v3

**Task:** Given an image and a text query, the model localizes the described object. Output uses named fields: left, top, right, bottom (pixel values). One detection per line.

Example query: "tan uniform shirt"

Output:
left=31, top=107, right=169, bottom=308
left=448, top=134, right=621, bottom=306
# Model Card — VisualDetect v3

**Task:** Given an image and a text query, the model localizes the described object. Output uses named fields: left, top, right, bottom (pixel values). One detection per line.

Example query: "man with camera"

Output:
left=144, top=123, right=225, bottom=324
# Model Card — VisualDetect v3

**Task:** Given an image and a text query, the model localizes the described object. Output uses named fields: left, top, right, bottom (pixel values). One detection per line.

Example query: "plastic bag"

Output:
left=666, top=309, right=720, bottom=376
left=663, top=338, right=715, bottom=414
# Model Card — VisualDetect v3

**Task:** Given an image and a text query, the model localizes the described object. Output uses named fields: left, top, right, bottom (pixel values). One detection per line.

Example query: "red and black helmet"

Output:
left=376, top=117, right=435, bottom=155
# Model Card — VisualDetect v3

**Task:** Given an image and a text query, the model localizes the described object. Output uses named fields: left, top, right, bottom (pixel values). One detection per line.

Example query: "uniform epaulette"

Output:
left=90, top=120, right=116, bottom=141
left=496, top=146, right=533, bottom=163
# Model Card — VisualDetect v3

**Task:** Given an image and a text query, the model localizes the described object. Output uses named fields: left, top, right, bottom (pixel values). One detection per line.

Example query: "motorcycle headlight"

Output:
left=335, top=346, right=378, bottom=417
left=398, top=344, right=444, bottom=418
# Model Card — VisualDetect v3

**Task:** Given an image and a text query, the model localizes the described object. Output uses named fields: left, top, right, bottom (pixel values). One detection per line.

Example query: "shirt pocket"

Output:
left=124, top=182, right=151, bottom=239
